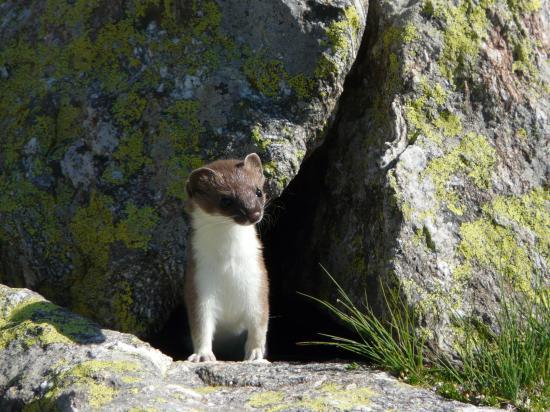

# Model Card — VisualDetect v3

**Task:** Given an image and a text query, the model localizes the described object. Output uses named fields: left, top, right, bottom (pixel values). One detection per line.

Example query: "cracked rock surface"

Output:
left=0, top=285, right=500, bottom=411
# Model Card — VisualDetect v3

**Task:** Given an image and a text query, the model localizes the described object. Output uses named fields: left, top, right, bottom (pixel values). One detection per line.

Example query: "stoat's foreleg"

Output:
left=188, top=300, right=217, bottom=362
left=244, top=305, right=268, bottom=361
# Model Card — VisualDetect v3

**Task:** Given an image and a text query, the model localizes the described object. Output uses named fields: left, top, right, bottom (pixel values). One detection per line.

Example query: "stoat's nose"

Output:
left=248, top=211, right=262, bottom=223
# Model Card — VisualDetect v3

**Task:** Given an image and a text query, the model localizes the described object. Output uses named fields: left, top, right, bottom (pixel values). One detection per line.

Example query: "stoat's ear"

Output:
left=244, top=153, right=263, bottom=177
left=186, top=167, right=220, bottom=197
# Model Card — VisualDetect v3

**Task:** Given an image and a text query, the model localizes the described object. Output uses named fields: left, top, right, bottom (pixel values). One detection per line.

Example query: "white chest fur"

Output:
left=190, top=208, right=263, bottom=332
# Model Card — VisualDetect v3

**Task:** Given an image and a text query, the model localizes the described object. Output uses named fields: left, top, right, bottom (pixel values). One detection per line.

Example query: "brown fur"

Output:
left=186, top=154, right=266, bottom=225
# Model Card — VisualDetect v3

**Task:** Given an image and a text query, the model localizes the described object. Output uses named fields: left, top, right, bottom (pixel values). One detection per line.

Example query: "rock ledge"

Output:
left=0, top=285, right=500, bottom=411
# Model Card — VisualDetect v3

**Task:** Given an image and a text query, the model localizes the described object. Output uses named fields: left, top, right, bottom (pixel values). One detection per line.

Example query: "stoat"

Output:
left=184, top=153, right=269, bottom=362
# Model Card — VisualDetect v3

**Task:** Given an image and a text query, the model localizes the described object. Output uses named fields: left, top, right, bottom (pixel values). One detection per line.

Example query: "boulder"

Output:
left=274, top=0, right=549, bottom=352
left=0, top=0, right=367, bottom=336
left=0, top=284, right=501, bottom=411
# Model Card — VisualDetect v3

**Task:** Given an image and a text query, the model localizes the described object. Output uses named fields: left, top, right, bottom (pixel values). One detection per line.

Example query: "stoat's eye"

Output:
left=256, top=188, right=263, bottom=197
left=220, top=196, right=233, bottom=209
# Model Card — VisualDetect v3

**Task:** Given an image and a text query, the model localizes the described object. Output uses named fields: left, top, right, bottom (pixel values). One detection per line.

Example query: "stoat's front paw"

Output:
left=188, top=351, right=216, bottom=362
left=245, top=347, right=266, bottom=362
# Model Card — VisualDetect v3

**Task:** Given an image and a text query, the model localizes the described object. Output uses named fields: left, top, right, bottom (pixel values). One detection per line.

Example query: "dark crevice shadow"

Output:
left=261, top=142, right=359, bottom=362
left=4, top=301, right=105, bottom=345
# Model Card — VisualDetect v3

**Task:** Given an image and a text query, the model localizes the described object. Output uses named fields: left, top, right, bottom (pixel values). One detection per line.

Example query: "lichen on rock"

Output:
left=272, top=0, right=549, bottom=355
left=0, top=0, right=368, bottom=337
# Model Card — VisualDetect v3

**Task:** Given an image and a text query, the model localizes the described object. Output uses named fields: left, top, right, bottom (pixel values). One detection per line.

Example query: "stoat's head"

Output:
left=186, top=153, right=266, bottom=226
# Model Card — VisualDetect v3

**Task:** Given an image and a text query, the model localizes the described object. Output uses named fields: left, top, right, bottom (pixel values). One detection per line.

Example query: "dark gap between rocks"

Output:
left=261, top=141, right=358, bottom=362
left=148, top=5, right=376, bottom=362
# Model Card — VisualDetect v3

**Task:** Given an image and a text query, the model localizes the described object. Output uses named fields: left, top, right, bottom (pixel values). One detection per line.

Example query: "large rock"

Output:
left=278, top=0, right=549, bottom=352
left=0, top=284, right=500, bottom=411
left=0, top=0, right=367, bottom=336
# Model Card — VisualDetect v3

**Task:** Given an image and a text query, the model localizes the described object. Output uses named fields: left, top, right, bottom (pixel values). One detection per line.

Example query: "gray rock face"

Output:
left=0, top=285, right=500, bottom=411
left=0, top=0, right=367, bottom=336
left=280, top=0, right=549, bottom=352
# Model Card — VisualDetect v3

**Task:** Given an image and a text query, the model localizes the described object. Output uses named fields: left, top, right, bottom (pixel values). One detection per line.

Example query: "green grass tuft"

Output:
left=304, top=265, right=550, bottom=411
left=440, top=282, right=550, bottom=410
left=300, top=265, right=428, bottom=384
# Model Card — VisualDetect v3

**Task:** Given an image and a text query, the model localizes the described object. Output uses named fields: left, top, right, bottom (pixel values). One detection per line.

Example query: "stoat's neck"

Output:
left=190, top=207, right=258, bottom=250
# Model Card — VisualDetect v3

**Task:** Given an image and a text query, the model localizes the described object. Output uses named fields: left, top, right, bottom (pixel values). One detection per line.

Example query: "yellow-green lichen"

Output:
left=404, top=95, right=436, bottom=142
left=458, top=219, right=533, bottom=294
left=507, top=0, right=542, bottom=14
left=0, top=318, right=72, bottom=350
left=87, top=383, right=118, bottom=408
left=263, top=161, right=288, bottom=191
left=314, top=54, right=339, bottom=80
left=248, top=391, right=285, bottom=408
left=486, top=187, right=550, bottom=260
left=0, top=295, right=101, bottom=349
left=112, top=280, right=145, bottom=335
left=430, top=83, right=448, bottom=106
left=243, top=56, right=286, bottom=98
left=311, top=5, right=362, bottom=84
left=423, top=133, right=496, bottom=215
left=242, top=49, right=318, bottom=98
left=194, top=386, right=219, bottom=394
left=159, top=103, right=204, bottom=201
left=30, top=360, right=140, bottom=409
left=433, top=112, right=463, bottom=137
left=512, top=38, right=537, bottom=77
left=113, top=92, right=147, bottom=129
left=404, top=78, right=456, bottom=144
left=0, top=179, right=65, bottom=261
left=69, top=193, right=157, bottom=331
left=251, top=125, right=270, bottom=151
left=70, top=191, right=116, bottom=272
left=402, top=23, right=419, bottom=44
left=288, top=73, right=315, bottom=99
left=325, top=6, right=361, bottom=59
left=69, top=360, right=140, bottom=377
left=116, top=203, right=159, bottom=250
left=452, top=182, right=548, bottom=299
left=516, top=128, right=528, bottom=139
left=260, top=383, right=374, bottom=412
left=435, top=0, right=491, bottom=82
left=317, top=383, right=374, bottom=409
left=55, top=99, right=85, bottom=157
left=113, top=130, right=152, bottom=178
